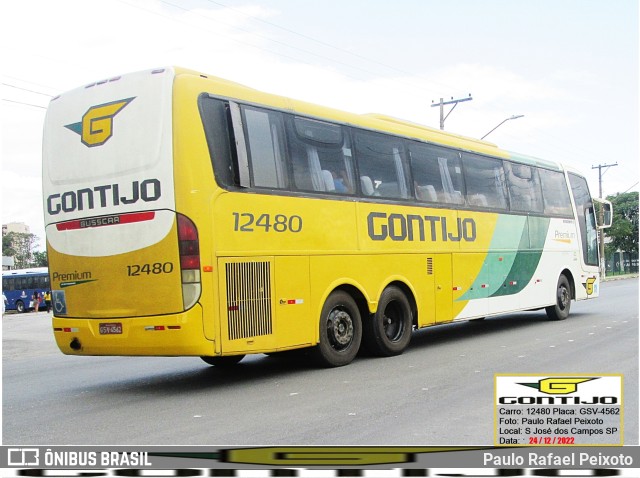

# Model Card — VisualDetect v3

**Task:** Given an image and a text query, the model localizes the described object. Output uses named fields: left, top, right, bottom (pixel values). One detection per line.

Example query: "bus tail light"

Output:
left=177, top=214, right=201, bottom=310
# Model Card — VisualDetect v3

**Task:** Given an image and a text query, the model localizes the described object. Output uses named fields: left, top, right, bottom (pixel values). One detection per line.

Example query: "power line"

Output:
left=2, top=75, right=62, bottom=93
left=116, top=0, right=461, bottom=102
left=1, top=98, right=47, bottom=109
left=116, top=0, right=374, bottom=86
left=158, top=0, right=387, bottom=80
left=152, top=0, right=450, bottom=99
left=201, top=0, right=469, bottom=96
left=2, top=83, right=54, bottom=97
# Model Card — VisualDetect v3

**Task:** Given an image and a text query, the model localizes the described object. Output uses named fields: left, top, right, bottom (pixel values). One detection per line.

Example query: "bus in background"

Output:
left=42, top=67, right=612, bottom=367
left=2, top=268, right=49, bottom=313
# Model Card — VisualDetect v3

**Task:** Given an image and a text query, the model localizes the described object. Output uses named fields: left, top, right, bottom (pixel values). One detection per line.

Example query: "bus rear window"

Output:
left=199, top=95, right=236, bottom=188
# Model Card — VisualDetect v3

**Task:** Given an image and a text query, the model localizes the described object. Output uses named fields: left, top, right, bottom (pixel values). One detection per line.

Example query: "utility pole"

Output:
left=592, top=162, right=618, bottom=198
left=431, top=95, right=473, bottom=130
left=591, top=162, right=618, bottom=278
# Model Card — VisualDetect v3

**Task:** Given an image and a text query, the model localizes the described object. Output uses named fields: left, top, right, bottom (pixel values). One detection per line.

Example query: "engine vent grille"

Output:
left=225, top=261, right=273, bottom=340
left=426, top=257, right=434, bottom=275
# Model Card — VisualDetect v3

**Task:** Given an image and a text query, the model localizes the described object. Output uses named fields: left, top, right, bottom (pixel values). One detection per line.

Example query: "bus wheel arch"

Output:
left=312, top=286, right=366, bottom=367
left=363, top=281, right=415, bottom=357
left=546, top=271, right=573, bottom=321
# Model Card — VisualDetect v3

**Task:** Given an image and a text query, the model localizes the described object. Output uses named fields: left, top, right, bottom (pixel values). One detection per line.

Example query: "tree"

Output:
left=605, top=191, right=639, bottom=255
left=2, top=233, right=17, bottom=257
left=32, top=250, right=48, bottom=267
left=2, top=231, right=39, bottom=268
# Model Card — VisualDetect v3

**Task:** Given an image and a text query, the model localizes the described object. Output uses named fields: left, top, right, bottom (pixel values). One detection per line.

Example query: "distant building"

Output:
left=2, top=222, right=30, bottom=235
left=3, top=222, right=32, bottom=270
left=2, top=256, right=15, bottom=271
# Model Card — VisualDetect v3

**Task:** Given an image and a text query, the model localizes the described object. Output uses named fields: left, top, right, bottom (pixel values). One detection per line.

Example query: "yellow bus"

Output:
left=43, top=67, right=611, bottom=367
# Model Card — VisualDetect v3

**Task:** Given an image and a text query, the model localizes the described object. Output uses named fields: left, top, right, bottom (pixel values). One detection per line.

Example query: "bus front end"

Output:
left=43, top=68, right=212, bottom=357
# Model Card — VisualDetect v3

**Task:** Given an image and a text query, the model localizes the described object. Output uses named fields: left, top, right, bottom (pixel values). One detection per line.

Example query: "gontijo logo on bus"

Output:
left=65, top=97, right=135, bottom=147
left=367, top=212, right=477, bottom=242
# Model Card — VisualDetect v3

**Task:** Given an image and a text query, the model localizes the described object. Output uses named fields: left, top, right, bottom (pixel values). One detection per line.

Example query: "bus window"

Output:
left=199, top=96, right=236, bottom=188
left=410, top=142, right=465, bottom=204
left=354, top=130, right=409, bottom=199
left=505, top=162, right=544, bottom=213
left=462, top=153, right=508, bottom=210
left=288, top=116, right=355, bottom=194
left=242, top=106, right=288, bottom=189
left=569, top=173, right=599, bottom=266
left=538, top=168, right=573, bottom=217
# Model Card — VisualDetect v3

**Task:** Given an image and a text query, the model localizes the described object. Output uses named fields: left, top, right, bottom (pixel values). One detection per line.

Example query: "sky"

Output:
left=2, top=0, right=638, bottom=251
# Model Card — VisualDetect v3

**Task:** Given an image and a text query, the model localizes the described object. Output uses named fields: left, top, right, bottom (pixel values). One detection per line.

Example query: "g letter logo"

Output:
left=518, top=377, right=597, bottom=395
left=65, top=97, right=135, bottom=147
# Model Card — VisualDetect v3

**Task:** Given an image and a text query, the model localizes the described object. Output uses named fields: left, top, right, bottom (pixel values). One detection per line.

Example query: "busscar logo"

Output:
left=518, top=377, right=597, bottom=395
left=65, top=97, right=135, bottom=147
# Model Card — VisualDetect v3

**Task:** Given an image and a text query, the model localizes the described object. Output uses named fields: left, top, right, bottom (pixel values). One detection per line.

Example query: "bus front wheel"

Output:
left=363, top=286, right=412, bottom=356
left=312, top=291, right=362, bottom=367
left=546, top=275, right=572, bottom=321
left=15, top=300, right=25, bottom=313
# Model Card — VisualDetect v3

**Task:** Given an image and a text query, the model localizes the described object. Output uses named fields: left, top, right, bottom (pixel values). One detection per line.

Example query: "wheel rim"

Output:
left=557, top=285, right=570, bottom=310
left=327, top=308, right=354, bottom=351
left=382, top=301, right=404, bottom=342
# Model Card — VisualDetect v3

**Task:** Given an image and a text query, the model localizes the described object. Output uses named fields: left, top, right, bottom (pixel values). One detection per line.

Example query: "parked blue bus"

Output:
left=2, top=268, right=49, bottom=313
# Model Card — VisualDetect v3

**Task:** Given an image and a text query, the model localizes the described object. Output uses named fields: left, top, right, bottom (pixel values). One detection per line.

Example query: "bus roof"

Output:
left=2, top=267, right=48, bottom=276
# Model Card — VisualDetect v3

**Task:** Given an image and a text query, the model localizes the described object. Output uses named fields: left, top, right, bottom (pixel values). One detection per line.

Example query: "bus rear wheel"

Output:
left=363, top=286, right=412, bottom=356
left=15, top=300, right=25, bottom=313
left=546, top=275, right=572, bottom=320
left=200, top=355, right=245, bottom=366
left=312, top=290, right=362, bottom=367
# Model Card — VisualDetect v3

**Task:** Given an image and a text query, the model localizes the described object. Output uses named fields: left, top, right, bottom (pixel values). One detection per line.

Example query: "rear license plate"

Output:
left=99, top=322, right=123, bottom=335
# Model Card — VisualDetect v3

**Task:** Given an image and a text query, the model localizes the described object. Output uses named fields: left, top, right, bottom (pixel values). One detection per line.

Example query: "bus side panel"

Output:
left=430, top=253, right=452, bottom=326
left=452, top=252, right=489, bottom=320
left=274, top=256, right=314, bottom=349
left=309, top=253, right=429, bottom=331
left=215, top=255, right=314, bottom=355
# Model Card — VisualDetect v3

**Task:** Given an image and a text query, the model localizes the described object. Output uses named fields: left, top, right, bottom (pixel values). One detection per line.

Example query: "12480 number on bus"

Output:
left=233, top=212, right=303, bottom=233
left=127, top=262, right=174, bottom=276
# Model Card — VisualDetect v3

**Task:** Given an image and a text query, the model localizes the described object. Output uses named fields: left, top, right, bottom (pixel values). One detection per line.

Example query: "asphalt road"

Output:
left=3, top=278, right=638, bottom=445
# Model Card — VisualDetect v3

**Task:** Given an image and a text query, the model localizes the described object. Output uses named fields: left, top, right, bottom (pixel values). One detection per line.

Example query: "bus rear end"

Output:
left=43, top=68, right=211, bottom=356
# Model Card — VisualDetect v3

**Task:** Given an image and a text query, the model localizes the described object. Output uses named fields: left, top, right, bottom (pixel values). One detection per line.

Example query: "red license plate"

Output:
left=99, top=322, right=123, bottom=335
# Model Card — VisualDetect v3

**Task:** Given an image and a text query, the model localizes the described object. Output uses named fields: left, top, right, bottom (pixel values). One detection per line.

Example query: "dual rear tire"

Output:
left=313, top=286, right=413, bottom=367
left=362, top=286, right=412, bottom=357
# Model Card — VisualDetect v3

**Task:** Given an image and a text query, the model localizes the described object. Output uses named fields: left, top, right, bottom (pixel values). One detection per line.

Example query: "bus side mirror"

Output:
left=594, top=198, right=613, bottom=229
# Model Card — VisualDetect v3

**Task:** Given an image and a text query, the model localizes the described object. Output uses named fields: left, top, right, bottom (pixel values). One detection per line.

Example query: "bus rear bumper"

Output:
left=52, top=304, right=215, bottom=356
